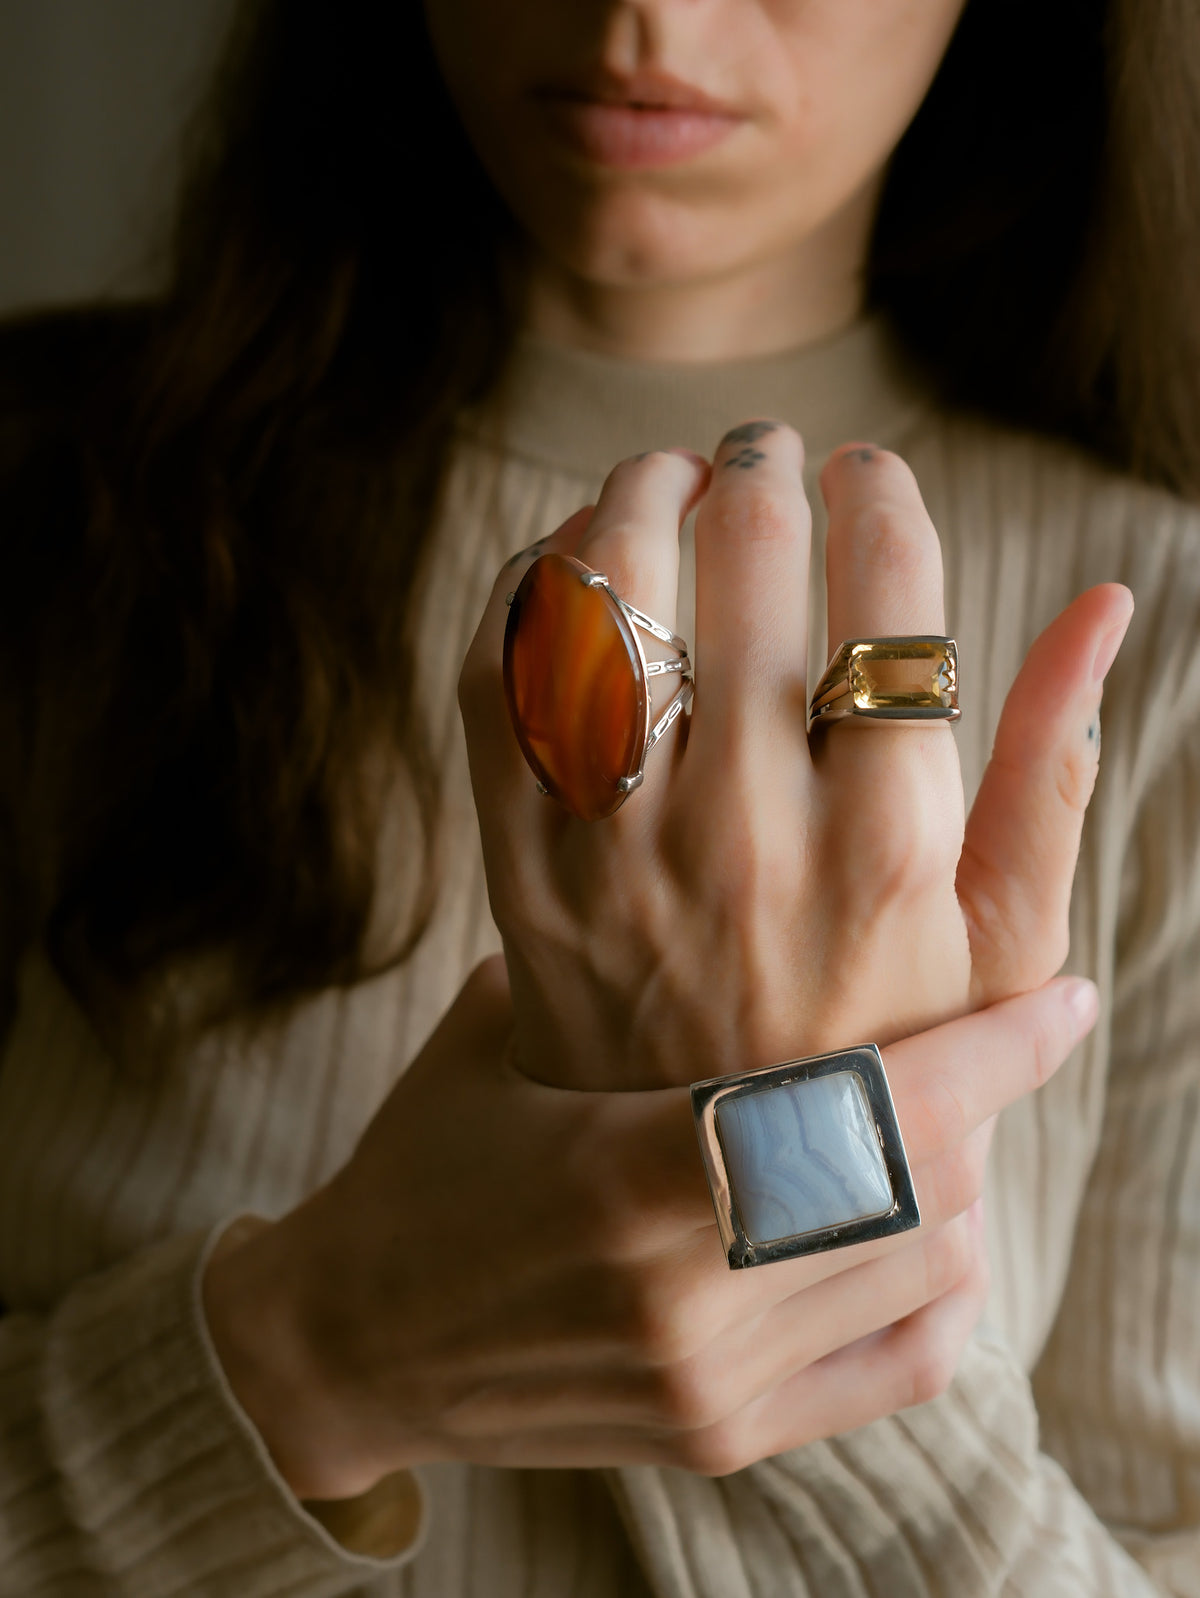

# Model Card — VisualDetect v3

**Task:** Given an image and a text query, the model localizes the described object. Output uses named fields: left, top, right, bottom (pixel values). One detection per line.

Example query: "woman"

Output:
left=1, top=0, right=1197, bottom=1593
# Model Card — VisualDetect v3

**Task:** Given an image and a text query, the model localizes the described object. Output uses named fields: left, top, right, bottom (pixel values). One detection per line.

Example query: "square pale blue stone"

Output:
left=715, top=1071, right=894, bottom=1244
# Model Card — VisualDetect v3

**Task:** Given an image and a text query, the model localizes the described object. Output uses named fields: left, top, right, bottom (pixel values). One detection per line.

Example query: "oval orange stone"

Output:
left=503, top=554, right=648, bottom=821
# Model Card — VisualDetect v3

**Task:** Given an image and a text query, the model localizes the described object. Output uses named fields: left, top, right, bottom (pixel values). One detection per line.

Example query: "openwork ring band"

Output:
left=503, top=552, right=693, bottom=821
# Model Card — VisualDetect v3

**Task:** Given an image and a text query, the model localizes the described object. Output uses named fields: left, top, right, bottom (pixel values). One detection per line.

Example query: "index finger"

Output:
left=886, top=975, right=1098, bottom=1163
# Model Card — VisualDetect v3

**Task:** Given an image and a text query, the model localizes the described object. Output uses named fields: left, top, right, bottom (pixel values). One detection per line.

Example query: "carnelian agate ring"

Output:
left=808, top=637, right=960, bottom=727
left=502, top=552, right=693, bottom=822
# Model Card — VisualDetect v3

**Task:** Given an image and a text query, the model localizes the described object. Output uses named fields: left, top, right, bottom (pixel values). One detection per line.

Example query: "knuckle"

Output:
left=848, top=500, right=932, bottom=584
left=716, top=486, right=798, bottom=547
left=604, top=449, right=696, bottom=504
left=621, top=1274, right=710, bottom=1368
left=904, top=1326, right=962, bottom=1409
left=614, top=447, right=678, bottom=476
left=650, top=1358, right=727, bottom=1433
left=670, top=1420, right=749, bottom=1478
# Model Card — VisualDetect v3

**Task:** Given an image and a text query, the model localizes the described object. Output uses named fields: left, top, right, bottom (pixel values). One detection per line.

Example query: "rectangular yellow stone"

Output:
left=848, top=642, right=956, bottom=710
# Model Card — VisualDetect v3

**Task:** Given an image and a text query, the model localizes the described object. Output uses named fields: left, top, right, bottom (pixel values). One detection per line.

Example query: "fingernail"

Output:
left=1091, top=600, right=1134, bottom=683
left=1063, top=977, right=1099, bottom=1033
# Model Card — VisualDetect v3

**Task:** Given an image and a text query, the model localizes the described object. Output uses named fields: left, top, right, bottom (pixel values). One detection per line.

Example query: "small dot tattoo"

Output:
left=721, top=421, right=778, bottom=447
left=725, top=446, right=768, bottom=471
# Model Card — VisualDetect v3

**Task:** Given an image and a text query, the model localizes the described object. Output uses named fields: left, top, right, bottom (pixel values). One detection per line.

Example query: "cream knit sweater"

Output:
left=2, top=320, right=1199, bottom=1596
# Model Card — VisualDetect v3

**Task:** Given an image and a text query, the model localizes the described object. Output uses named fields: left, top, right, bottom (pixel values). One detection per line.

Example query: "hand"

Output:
left=460, top=427, right=1132, bottom=1090
left=202, top=957, right=1096, bottom=1497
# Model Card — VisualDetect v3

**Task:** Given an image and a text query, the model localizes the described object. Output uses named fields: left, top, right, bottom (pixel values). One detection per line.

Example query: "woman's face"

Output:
left=424, top=0, right=967, bottom=295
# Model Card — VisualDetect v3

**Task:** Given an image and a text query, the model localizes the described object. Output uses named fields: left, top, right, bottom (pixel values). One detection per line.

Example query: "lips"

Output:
left=533, top=70, right=746, bottom=170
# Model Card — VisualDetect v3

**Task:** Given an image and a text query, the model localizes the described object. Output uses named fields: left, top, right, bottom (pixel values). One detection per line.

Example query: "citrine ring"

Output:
left=809, top=636, right=960, bottom=726
left=503, top=552, right=692, bottom=822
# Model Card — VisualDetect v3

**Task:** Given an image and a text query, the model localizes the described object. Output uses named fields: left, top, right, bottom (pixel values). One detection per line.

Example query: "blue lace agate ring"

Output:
left=691, top=1044, right=920, bottom=1270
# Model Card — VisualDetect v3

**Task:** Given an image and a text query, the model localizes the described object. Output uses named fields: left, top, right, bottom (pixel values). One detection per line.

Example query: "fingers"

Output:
left=753, top=1235, right=988, bottom=1454
left=439, top=1210, right=979, bottom=1444
left=958, top=582, right=1134, bottom=1005
left=619, top=1218, right=987, bottom=1473
left=425, top=1235, right=988, bottom=1473
left=460, top=452, right=709, bottom=858
left=574, top=448, right=709, bottom=632
left=814, top=444, right=958, bottom=798
left=689, top=420, right=812, bottom=759
left=699, top=1211, right=978, bottom=1416
left=886, top=974, right=1098, bottom=1165
left=821, top=443, right=946, bottom=641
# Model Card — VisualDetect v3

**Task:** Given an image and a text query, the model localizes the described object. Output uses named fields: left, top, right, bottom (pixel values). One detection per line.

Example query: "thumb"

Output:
left=959, top=583, right=1133, bottom=1005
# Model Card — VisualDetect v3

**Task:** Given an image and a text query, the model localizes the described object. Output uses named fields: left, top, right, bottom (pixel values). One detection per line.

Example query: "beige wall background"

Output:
left=0, top=0, right=237, bottom=316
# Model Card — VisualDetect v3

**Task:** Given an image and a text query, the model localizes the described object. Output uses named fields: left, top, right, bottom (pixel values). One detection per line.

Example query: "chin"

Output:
left=528, top=186, right=755, bottom=291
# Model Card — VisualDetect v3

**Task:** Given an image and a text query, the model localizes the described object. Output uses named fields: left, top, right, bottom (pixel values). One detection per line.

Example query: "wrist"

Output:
left=201, top=1204, right=382, bottom=1501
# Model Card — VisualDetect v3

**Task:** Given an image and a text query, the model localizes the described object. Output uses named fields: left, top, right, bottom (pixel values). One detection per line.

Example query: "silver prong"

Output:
left=535, top=781, right=549, bottom=797
left=505, top=592, right=515, bottom=606
left=616, top=771, right=645, bottom=795
left=581, top=571, right=609, bottom=588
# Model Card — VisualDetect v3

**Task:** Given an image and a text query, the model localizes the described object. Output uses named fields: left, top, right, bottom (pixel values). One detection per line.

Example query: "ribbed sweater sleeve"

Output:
left=1030, top=653, right=1200, bottom=1592
left=607, top=1330, right=1162, bottom=1597
left=0, top=1224, right=424, bottom=1595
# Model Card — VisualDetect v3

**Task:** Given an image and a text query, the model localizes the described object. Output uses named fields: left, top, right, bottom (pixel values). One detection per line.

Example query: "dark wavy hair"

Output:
left=0, top=0, right=1197, bottom=1037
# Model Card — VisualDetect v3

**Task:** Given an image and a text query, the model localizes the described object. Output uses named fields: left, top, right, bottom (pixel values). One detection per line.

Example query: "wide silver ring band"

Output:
left=691, top=1045, right=920, bottom=1270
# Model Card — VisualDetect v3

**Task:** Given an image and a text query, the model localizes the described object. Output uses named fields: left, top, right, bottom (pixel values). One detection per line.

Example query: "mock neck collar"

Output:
left=461, top=315, right=930, bottom=478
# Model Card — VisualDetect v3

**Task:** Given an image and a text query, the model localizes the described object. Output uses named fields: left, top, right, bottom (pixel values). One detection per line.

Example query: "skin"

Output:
left=424, top=0, right=967, bottom=359
left=463, top=439, right=1130, bottom=1092
left=205, top=0, right=1133, bottom=1503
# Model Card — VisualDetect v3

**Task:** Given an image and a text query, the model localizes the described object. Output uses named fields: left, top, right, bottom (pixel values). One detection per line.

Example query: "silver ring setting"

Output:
left=691, top=1045, right=920, bottom=1270
left=502, top=552, right=692, bottom=821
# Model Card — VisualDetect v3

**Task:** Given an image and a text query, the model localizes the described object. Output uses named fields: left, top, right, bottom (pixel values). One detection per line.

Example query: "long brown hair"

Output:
left=1, top=0, right=1197, bottom=1032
